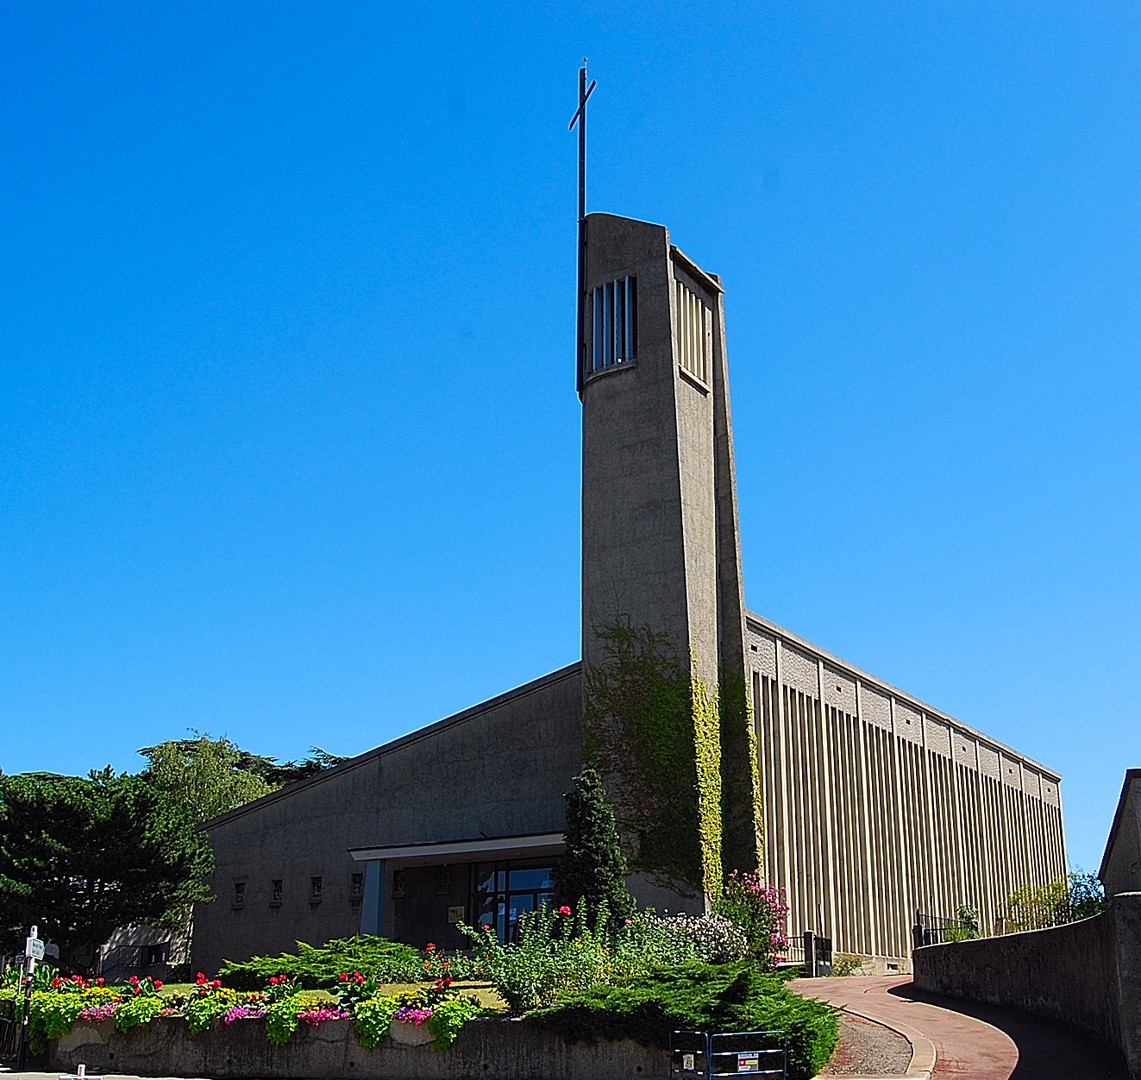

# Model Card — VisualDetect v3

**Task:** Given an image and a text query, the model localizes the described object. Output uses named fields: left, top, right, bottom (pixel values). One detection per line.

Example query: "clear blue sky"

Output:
left=2, top=4, right=1137, bottom=876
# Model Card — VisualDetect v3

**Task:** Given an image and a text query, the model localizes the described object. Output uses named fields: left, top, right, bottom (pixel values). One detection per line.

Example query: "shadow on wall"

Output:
left=911, top=892, right=1141, bottom=1079
left=890, top=981, right=1131, bottom=1078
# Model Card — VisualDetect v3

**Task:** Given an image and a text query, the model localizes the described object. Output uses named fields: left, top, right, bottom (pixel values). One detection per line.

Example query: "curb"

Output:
left=835, top=1004, right=936, bottom=1080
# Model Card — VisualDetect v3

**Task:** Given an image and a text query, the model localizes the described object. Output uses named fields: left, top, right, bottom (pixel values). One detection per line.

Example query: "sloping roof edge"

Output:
left=1098, top=768, right=1141, bottom=882
left=202, top=661, right=581, bottom=831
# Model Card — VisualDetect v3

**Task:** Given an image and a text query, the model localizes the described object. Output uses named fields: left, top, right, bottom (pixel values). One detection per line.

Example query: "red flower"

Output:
left=557, top=905, right=572, bottom=916
left=338, top=973, right=347, bottom=982
left=95, top=978, right=105, bottom=987
left=196, top=973, right=207, bottom=985
left=425, top=942, right=436, bottom=952
left=270, top=976, right=279, bottom=986
left=154, top=980, right=163, bottom=989
left=212, top=979, right=222, bottom=989
left=51, top=977, right=61, bottom=988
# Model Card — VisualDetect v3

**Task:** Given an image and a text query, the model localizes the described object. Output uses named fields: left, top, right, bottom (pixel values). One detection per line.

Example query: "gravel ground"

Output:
left=817, top=1011, right=912, bottom=1076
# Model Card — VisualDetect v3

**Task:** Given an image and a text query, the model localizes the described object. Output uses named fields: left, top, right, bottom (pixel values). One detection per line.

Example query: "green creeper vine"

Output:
left=718, top=674, right=764, bottom=875
left=583, top=619, right=723, bottom=899
left=691, top=667, right=724, bottom=899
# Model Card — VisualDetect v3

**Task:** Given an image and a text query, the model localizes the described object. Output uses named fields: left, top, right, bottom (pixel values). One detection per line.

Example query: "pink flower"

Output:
left=558, top=905, right=572, bottom=916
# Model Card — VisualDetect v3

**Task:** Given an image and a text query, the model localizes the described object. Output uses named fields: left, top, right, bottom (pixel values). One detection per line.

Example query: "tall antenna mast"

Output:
left=569, top=60, right=596, bottom=397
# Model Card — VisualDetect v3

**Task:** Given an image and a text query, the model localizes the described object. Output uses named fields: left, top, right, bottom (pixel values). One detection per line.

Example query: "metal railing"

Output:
left=671, top=1029, right=788, bottom=1079
left=913, top=910, right=970, bottom=948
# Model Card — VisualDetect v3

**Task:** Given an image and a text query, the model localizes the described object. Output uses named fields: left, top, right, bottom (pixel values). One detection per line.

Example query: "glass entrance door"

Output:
left=471, top=860, right=555, bottom=942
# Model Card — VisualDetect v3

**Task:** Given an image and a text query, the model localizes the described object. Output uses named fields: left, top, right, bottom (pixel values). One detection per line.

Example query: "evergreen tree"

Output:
left=552, top=767, right=635, bottom=928
left=0, top=769, right=213, bottom=968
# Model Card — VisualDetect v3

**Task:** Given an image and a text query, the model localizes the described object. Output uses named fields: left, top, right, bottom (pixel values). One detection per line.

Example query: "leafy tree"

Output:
left=240, top=746, right=350, bottom=788
left=1066, top=870, right=1105, bottom=920
left=0, top=769, right=213, bottom=969
left=138, top=732, right=275, bottom=822
left=1001, top=870, right=1105, bottom=931
left=139, top=733, right=349, bottom=820
left=552, top=767, right=635, bottom=929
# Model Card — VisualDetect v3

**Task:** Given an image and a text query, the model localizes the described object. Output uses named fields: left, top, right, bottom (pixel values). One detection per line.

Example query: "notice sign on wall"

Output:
left=447, top=906, right=465, bottom=923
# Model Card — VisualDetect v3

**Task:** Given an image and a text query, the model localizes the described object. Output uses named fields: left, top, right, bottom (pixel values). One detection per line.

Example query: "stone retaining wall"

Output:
left=48, top=1015, right=667, bottom=1080
left=913, top=891, right=1141, bottom=1078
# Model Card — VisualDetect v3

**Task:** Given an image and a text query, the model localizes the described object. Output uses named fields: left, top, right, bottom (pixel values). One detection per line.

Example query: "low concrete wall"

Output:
left=48, top=1015, right=667, bottom=1080
left=913, top=891, right=1141, bottom=1078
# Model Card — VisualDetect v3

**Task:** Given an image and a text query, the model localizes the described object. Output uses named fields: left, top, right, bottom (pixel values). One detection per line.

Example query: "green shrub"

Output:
left=830, top=953, right=866, bottom=977
left=262, top=993, right=334, bottom=1045
left=353, top=995, right=400, bottom=1048
left=184, top=988, right=239, bottom=1034
left=114, top=995, right=165, bottom=1031
left=219, top=935, right=422, bottom=989
left=460, top=902, right=611, bottom=1011
left=612, top=911, right=747, bottom=973
left=530, top=961, right=837, bottom=1080
left=427, top=997, right=483, bottom=1048
left=28, top=991, right=86, bottom=1052
left=715, top=870, right=790, bottom=968
left=265, top=995, right=304, bottom=1045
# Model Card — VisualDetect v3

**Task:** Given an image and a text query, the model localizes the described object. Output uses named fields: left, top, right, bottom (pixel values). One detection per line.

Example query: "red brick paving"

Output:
left=791, top=975, right=1130, bottom=1079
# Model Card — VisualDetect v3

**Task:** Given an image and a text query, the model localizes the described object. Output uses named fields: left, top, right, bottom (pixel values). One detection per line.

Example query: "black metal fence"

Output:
left=670, top=1029, right=788, bottom=1079
left=912, top=910, right=968, bottom=948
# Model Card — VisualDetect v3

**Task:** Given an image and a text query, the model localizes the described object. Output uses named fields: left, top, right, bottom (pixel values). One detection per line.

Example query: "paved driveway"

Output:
left=792, top=975, right=1130, bottom=1079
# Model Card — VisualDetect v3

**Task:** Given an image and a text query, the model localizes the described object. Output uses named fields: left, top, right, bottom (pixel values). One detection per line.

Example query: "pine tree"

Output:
left=552, top=767, right=636, bottom=929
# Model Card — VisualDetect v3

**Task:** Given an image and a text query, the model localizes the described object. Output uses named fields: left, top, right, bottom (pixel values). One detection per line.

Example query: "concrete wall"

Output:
left=1101, top=772, right=1141, bottom=896
left=192, top=666, right=582, bottom=973
left=747, top=615, right=1067, bottom=965
left=49, top=1015, right=667, bottom=1080
left=913, top=891, right=1141, bottom=1077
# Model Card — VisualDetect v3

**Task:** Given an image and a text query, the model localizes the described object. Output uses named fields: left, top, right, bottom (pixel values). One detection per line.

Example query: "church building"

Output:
left=191, top=212, right=1067, bottom=975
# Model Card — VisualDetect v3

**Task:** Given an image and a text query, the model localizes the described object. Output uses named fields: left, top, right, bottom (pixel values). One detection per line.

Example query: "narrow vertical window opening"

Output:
left=590, top=275, right=637, bottom=372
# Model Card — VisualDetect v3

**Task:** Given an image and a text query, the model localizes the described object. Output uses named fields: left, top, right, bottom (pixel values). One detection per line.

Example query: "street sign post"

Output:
left=17, top=925, right=42, bottom=1069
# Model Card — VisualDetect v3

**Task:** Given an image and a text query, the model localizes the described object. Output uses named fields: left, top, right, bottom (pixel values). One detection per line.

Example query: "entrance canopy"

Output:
left=348, top=831, right=565, bottom=867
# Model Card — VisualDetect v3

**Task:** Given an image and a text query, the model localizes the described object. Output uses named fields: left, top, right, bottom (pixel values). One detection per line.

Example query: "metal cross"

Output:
left=568, top=60, right=597, bottom=223
left=569, top=61, right=596, bottom=396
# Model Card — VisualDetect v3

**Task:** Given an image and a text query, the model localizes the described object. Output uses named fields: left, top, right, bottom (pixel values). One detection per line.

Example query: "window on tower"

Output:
left=675, top=279, right=712, bottom=386
left=591, top=275, right=637, bottom=372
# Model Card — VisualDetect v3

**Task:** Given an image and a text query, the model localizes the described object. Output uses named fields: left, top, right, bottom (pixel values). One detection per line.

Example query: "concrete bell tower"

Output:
left=579, top=212, right=761, bottom=898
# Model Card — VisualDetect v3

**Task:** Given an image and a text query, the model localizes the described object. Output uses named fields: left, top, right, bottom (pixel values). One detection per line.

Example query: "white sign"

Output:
left=26, top=934, right=45, bottom=961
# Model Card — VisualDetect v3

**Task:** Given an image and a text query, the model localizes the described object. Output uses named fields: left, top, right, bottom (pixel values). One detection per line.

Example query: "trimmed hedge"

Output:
left=530, top=962, right=837, bottom=1080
